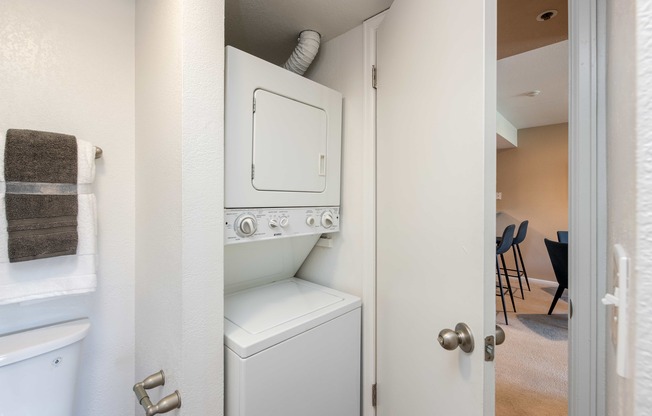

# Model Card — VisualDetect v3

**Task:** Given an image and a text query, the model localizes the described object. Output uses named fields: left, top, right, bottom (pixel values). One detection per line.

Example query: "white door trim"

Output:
left=568, top=0, right=607, bottom=415
left=362, top=11, right=385, bottom=416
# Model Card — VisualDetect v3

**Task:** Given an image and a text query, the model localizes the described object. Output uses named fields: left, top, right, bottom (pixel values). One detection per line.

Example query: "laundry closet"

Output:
left=223, top=1, right=498, bottom=415
left=224, top=2, right=382, bottom=412
left=222, top=30, right=363, bottom=414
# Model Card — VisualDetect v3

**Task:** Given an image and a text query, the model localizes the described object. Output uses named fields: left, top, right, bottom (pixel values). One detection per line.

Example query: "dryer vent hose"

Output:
left=283, top=30, right=321, bottom=76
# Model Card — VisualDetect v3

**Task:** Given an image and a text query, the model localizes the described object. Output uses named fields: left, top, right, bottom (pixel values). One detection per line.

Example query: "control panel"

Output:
left=225, top=207, right=340, bottom=245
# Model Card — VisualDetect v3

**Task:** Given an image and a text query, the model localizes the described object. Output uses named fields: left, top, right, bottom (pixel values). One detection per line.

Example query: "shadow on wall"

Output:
left=496, top=211, right=556, bottom=282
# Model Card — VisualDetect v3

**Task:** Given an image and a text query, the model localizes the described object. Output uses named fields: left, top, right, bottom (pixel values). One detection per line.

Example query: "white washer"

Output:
left=224, top=278, right=361, bottom=416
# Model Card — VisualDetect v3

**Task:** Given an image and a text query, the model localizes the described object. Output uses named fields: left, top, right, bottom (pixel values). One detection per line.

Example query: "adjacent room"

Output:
left=494, top=1, right=570, bottom=414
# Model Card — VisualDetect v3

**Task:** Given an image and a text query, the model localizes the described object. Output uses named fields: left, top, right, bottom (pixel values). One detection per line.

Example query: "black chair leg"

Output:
left=548, top=285, right=566, bottom=315
left=511, top=245, right=524, bottom=299
left=516, top=244, right=531, bottom=291
left=500, top=253, right=517, bottom=312
left=496, top=258, right=509, bottom=325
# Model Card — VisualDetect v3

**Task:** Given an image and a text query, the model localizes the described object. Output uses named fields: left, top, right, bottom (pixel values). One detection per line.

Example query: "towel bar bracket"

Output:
left=94, top=146, right=103, bottom=159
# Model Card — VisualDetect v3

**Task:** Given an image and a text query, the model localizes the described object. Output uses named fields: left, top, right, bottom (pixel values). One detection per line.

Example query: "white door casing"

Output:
left=375, top=0, right=496, bottom=414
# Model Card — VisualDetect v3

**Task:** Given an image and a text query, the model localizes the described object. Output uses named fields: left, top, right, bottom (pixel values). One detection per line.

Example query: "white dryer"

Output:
left=225, top=278, right=361, bottom=416
left=225, top=46, right=342, bottom=209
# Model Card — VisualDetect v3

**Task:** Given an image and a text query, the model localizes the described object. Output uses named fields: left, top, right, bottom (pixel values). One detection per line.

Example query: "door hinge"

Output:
left=251, top=164, right=255, bottom=180
left=372, top=65, right=377, bottom=89
left=371, top=383, right=377, bottom=407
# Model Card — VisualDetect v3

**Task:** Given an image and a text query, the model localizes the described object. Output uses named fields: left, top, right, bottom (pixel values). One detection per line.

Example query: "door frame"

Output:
left=568, top=0, right=607, bottom=414
left=361, top=0, right=607, bottom=414
left=361, top=11, right=385, bottom=416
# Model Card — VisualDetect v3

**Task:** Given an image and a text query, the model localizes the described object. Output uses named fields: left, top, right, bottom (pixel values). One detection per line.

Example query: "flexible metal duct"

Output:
left=283, top=30, right=321, bottom=75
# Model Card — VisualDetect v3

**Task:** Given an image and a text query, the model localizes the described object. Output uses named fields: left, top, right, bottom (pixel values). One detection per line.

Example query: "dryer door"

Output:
left=252, top=89, right=328, bottom=193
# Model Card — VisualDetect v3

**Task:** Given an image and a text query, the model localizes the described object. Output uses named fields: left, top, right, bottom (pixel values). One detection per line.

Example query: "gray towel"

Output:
left=5, top=129, right=77, bottom=183
left=5, top=129, right=79, bottom=263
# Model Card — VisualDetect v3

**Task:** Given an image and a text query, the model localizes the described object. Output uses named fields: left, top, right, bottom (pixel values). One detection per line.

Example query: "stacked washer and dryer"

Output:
left=224, top=46, right=361, bottom=416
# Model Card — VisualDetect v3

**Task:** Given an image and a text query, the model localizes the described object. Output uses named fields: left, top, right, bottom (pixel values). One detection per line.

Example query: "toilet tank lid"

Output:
left=0, top=318, right=90, bottom=368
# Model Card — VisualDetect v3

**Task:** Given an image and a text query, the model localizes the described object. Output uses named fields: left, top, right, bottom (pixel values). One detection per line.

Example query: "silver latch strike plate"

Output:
left=484, top=335, right=495, bottom=361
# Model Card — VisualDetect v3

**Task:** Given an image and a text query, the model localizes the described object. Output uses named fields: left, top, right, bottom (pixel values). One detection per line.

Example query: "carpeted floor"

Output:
left=496, top=278, right=569, bottom=416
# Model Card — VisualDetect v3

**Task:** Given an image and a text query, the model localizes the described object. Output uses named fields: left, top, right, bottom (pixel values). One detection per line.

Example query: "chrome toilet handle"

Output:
left=133, top=370, right=181, bottom=415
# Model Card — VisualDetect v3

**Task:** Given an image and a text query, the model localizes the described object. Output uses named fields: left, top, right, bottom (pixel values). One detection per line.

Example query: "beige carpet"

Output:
left=496, top=278, right=568, bottom=416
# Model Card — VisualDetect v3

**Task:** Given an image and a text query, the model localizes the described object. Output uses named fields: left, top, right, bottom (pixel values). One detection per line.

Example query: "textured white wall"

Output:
left=297, top=25, right=365, bottom=297
left=606, top=1, right=652, bottom=415
left=0, top=1, right=136, bottom=414
left=135, top=0, right=183, bottom=412
left=179, top=0, right=224, bottom=412
left=605, top=0, right=637, bottom=414
left=634, top=1, right=652, bottom=414
left=136, top=0, right=224, bottom=413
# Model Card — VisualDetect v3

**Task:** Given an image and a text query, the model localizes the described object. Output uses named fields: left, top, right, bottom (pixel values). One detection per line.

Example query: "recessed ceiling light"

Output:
left=526, top=90, right=541, bottom=97
left=536, top=10, right=558, bottom=22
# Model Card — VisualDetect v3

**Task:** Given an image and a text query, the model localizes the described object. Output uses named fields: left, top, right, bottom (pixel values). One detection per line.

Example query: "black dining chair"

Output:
left=557, top=230, right=569, bottom=243
left=544, top=238, right=568, bottom=315
left=496, top=224, right=517, bottom=324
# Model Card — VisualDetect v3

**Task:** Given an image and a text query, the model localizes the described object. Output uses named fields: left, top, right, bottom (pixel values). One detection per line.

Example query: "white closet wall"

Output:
left=136, top=0, right=224, bottom=413
left=297, top=25, right=366, bottom=297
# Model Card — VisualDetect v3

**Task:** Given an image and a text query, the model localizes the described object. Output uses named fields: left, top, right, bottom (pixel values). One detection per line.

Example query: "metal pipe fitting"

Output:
left=145, top=391, right=182, bottom=416
left=142, top=370, right=166, bottom=389
left=133, top=371, right=181, bottom=415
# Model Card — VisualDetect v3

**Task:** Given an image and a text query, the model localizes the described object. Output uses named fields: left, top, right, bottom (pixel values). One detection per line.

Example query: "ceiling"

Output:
left=497, top=0, right=568, bottom=130
left=226, top=0, right=569, bottom=130
left=497, top=0, right=568, bottom=60
left=498, top=40, right=569, bottom=130
left=226, top=0, right=392, bottom=66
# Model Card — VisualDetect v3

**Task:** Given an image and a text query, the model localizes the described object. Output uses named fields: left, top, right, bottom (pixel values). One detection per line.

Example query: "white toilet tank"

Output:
left=0, top=318, right=91, bottom=416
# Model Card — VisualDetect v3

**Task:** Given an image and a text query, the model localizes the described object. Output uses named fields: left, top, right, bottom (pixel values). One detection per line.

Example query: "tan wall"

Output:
left=496, top=123, right=568, bottom=282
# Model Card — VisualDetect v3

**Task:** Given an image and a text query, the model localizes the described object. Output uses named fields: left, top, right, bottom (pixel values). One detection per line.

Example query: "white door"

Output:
left=376, top=0, right=497, bottom=414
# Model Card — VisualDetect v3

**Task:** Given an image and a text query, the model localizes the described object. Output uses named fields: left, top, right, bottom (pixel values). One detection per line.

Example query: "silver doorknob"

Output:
left=437, top=322, right=474, bottom=353
left=495, top=325, right=506, bottom=345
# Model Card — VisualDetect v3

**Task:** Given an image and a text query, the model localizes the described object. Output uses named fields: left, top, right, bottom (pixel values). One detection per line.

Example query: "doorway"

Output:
left=494, top=2, right=570, bottom=414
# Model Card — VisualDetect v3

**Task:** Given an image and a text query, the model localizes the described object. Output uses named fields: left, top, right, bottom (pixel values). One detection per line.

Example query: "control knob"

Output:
left=279, top=217, right=289, bottom=228
left=321, top=211, right=334, bottom=229
left=306, top=216, right=316, bottom=227
left=235, top=214, right=257, bottom=237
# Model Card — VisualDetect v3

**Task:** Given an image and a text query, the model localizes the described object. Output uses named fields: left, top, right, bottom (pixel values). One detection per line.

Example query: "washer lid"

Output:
left=226, top=279, right=342, bottom=334
left=224, top=278, right=360, bottom=358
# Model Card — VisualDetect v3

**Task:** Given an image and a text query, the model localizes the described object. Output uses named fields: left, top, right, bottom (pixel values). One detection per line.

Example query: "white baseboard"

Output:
left=526, top=277, right=559, bottom=287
